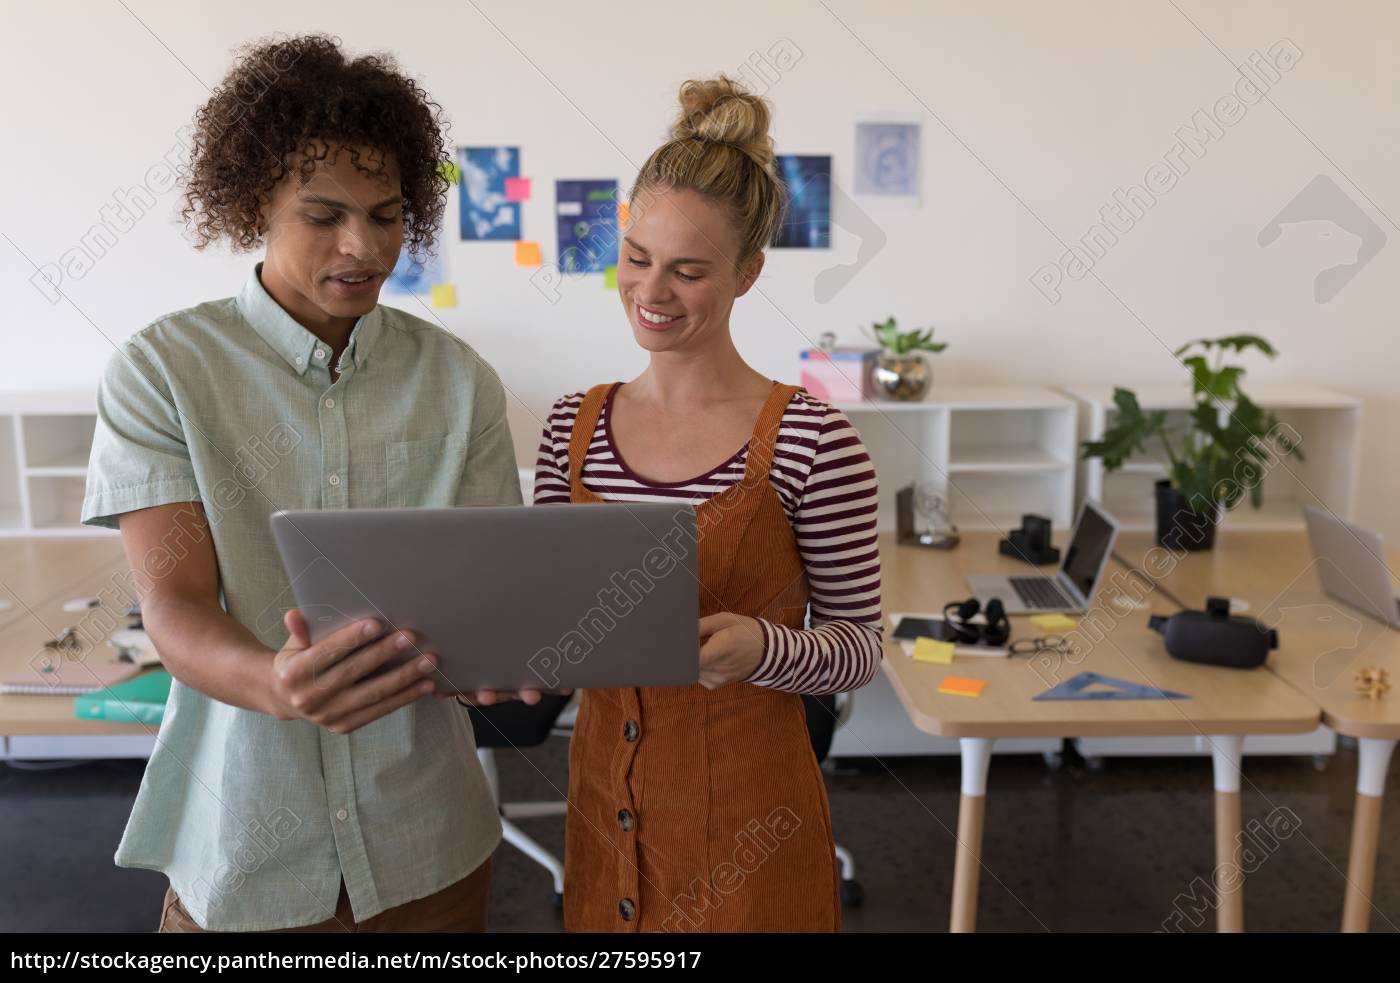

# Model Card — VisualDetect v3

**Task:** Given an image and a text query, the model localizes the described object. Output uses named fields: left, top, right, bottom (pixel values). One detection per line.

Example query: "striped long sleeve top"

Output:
left=532, top=386, right=882, bottom=695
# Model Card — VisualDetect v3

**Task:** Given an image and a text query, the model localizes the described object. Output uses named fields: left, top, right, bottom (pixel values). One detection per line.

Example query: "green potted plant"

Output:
left=1081, top=335, right=1302, bottom=551
left=863, top=317, right=948, bottom=401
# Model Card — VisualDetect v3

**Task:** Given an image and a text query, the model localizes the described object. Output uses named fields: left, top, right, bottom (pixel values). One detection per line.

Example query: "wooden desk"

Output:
left=879, top=532, right=1320, bottom=932
left=0, top=537, right=154, bottom=742
left=1113, top=529, right=1400, bottom=932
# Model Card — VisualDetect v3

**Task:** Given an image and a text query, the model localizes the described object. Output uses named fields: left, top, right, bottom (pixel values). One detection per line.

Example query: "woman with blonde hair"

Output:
left=533, top=76, right=882, bottom=933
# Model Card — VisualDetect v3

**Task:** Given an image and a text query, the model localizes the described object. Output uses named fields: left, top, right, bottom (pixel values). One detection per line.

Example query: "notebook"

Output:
left=73, top=671, right=172, bottom=724
left=1, top=659, right=142, bottom=696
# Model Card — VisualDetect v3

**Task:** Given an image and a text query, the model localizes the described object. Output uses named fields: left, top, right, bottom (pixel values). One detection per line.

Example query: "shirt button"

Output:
left=623, top=719, right=639, bottom=742
left=336, top=808, right=348, bottom=821
left=314, top=348, right=327, bottom=360
left=328, top=474, right=341, bottom=486
left=618, top=898, right=636, bottom=922
left=324, top=398, right=336, bottom=409
left=618, top=808, right=634, bottom=832
left=295, top=356, right=305, bottom=366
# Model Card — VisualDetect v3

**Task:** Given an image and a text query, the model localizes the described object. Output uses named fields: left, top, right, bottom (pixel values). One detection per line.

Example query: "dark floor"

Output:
left=2, top=740, right=1396, bottom=933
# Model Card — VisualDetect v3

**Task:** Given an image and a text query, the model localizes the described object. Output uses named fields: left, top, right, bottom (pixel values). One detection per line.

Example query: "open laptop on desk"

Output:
left=1303, top=504, right=1400, bottom=629
left=966, top=500, right=1119, bottom=614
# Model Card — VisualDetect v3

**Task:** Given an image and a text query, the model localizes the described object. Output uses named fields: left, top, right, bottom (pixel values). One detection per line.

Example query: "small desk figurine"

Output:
left=42, top=627, right=82, bottom=659
left=897, top=483, right=959, bottom=550
left=1355, top=666, right=1391, bottom=701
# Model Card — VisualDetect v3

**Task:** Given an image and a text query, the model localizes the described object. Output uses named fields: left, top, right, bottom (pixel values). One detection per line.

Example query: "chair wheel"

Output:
left=551, top=891, right=564, bottom=910
left=839, top=879, right=864, bottom=907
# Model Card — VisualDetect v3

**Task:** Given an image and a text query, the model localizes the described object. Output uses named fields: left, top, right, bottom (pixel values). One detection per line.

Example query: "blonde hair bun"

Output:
left=672, top=76, right=775, bottom=172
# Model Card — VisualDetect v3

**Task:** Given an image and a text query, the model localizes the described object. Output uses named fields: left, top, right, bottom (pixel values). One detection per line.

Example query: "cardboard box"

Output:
left=799, top=348, right=879, bottom=402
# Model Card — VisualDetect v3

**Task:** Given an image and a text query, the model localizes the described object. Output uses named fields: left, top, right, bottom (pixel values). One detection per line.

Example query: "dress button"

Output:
left=618, top=898, right=636, bottom=921
left=618, top=808, right=634, bottom=832
left=336, top=808, right=348, bottom=821
left=328, top=474, right=341, bottom=486
left=324, top=398, right=335, bottom=408
left=623, top=719, right=639, bottom=742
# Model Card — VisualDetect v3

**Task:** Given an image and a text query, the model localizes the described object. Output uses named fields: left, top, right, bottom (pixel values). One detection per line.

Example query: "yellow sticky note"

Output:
left=430, top=283, right=458, bottom=308
left=1030, top=613, right=1079, bottom=632
left=603, top=265, right=618, bottom=289
left=515, top=241, right=542, bottom=267
left=617, top=200, right=630, bottom=227
left=438, top=160, right=461, bottom=184
left=938, top=675, right=986, bottom=697
left=913, top=637, right=954, bottom=664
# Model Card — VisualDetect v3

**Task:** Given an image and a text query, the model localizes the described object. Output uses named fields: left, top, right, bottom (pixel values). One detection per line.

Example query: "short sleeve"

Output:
left=457, top=358, right=524, bottom=507
left=81, top=340, right=200, bottom=529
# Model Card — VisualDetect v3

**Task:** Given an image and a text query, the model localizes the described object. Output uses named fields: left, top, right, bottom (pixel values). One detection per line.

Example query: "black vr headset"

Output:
left=1148, top=596, right=1278, bottom=669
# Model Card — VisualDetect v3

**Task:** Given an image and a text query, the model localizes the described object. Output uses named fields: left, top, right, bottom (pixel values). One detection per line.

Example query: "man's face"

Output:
left=259, top=143, right=405, bottom=326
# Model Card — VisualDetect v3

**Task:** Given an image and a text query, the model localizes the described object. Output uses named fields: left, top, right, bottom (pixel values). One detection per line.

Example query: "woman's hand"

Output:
left=697, top=613, right=765, bottom=689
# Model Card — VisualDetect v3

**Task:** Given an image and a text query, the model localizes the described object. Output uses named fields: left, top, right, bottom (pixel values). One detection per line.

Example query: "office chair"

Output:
left=802, top=693, right=864, bottom=907
left=470, top=692, right=863, bottom=909
left=467, top=694, right=574, bottom=908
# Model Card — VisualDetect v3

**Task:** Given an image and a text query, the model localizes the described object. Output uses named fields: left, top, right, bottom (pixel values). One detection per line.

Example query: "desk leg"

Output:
left=951, top=737, right=995, bottom=933
left=1209, top=734, right=1245, bottom=933
left=1341, top=738, right=1397, bottom=933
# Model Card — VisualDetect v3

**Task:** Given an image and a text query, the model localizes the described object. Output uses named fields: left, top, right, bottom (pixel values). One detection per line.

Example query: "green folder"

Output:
left=73, top=671, right=172, bottom=724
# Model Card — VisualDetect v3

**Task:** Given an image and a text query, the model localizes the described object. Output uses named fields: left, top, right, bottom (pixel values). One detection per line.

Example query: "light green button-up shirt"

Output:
left=82, top=264, right=521, bottom=931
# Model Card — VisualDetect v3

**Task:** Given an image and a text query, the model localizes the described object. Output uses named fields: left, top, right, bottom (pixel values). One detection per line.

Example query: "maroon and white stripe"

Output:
left=533, top=388, right=882, bottom=696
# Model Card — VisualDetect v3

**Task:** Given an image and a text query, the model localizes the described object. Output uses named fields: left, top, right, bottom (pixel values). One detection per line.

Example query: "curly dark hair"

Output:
left=181, top=34, right=450, bottom=256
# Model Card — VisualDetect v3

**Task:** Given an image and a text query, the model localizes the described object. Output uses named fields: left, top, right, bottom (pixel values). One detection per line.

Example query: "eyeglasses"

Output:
left=1009, top=635, right=1071, bottom=657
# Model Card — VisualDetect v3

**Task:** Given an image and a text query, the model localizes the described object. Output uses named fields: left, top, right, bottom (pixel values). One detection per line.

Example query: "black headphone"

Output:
left=941, top=597, right=1011, bottom=647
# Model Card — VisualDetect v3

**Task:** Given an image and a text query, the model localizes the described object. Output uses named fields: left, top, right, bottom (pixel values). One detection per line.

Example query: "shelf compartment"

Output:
left=27, top=474, right=89, bottom=531
left=946, top=471, right=1074, bottom=533
left=22, top=415, right=96, bottom=471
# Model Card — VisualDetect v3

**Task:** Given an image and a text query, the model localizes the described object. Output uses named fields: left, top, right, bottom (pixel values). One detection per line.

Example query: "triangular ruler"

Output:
left=1034, top=671, right=1188, bottom=701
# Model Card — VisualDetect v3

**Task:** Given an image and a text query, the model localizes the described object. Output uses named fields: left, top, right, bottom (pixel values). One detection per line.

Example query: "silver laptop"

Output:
left=1302, top=504, right=1400, bottom=628
left=270, top=504, right=700, bottom=692
left=966, top=500, right=1119, bottom=614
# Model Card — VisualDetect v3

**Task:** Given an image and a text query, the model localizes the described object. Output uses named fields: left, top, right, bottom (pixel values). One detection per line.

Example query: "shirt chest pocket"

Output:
left=385, top=433, right=471, bottom=508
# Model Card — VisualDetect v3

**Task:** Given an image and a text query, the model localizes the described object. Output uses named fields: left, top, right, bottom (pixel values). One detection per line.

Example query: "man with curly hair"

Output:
left=81, top=35, right=520, bottom=933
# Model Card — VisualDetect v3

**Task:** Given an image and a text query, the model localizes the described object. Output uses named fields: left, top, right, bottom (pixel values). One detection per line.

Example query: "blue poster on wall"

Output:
left=773, top=154, right=832, bottom=249
left=383, top=244, right=445, bottom=295
left=458, top=146, right=522, bottom=241
left=556, top=179, right=619, bottom=274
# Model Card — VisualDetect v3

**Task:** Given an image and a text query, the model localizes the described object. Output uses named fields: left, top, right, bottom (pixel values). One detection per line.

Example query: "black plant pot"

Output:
left=1154, top=479, right=1218, bottom=552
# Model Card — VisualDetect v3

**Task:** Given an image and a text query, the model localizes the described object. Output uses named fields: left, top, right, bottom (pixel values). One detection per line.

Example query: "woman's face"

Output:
left=616, top=186, right=763, bottom=354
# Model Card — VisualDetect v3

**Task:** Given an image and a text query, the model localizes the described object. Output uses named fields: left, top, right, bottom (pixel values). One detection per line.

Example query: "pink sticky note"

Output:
left=505, top=177, right=531, bottom=202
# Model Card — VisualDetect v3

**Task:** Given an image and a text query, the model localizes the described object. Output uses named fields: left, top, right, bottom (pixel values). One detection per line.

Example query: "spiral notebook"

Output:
left=0, top=659, right=141, bottom=696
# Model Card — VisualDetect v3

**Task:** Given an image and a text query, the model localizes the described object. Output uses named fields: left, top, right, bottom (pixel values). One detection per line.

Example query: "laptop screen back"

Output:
left=1061, top=502, right=1116, bottom=600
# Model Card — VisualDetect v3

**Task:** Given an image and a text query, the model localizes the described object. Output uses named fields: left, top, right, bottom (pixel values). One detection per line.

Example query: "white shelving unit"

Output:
left=835, top=386, right=1078, bottom=533
left=0, top=391, right=111, bottom=537
left=1064, top=384, right=1361, bottom=534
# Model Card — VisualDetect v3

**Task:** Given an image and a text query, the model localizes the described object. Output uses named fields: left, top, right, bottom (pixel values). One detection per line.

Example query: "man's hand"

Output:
left=268, top=610, right=439, bottom=733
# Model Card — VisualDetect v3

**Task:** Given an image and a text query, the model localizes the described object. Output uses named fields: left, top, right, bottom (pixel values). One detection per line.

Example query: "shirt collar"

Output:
left=237, top=263, right=385, bottom=376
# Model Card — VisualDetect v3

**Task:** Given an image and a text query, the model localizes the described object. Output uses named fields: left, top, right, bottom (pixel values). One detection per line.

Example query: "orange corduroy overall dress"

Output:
left=562, top=381, right=840, bottom=933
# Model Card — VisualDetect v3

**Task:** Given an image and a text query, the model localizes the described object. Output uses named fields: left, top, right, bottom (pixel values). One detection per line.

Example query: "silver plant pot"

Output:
left=874, top=353, right=931, bottom=401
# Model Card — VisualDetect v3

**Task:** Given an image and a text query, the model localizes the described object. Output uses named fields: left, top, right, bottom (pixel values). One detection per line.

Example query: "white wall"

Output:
left=3, top=1, right=1397, bottom=538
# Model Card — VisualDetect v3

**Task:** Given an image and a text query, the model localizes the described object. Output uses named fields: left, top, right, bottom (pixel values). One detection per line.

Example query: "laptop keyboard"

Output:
left=1009, top=576, right=1074, bottom=610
